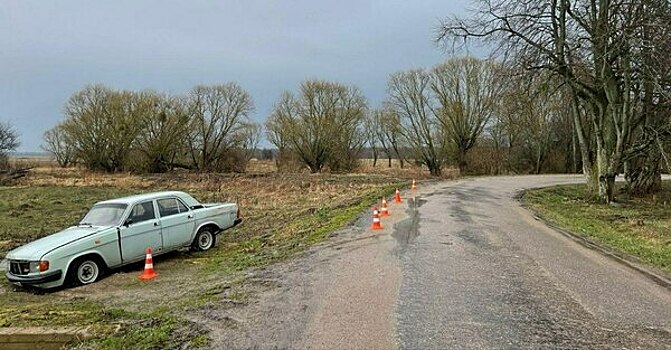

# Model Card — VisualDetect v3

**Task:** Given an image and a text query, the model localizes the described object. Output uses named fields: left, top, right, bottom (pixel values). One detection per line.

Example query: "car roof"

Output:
left=96, top=191, right=190, bottom=206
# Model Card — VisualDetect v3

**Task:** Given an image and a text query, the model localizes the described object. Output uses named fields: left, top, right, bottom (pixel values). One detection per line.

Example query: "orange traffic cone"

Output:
left=412, top=179, right=417, bottom=191
left=138, top=247, right=158, bottom=281
left=380, top=197, right=389, bottom=217
left=395, top=188, right=402, bottom=203
left=371, top=207, right=383, bottom=230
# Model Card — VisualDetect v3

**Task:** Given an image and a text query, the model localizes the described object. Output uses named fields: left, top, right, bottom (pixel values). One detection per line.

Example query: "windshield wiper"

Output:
left=78, top=222, right=95, bottom=227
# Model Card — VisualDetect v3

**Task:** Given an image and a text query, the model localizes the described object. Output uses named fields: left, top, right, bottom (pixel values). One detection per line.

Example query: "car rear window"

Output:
left=158, top=198, right=190, bottom=217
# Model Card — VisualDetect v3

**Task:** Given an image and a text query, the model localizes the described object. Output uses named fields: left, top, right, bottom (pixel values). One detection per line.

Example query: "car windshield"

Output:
left=79, top=203, right=128, bottom=227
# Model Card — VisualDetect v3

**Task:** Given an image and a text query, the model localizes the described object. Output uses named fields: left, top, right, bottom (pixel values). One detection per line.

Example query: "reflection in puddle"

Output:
left=392, top=197, right=426, bottom=254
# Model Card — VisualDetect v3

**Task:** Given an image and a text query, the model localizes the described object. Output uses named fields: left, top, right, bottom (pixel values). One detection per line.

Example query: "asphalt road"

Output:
left=207, top=175, right=671, bottom=349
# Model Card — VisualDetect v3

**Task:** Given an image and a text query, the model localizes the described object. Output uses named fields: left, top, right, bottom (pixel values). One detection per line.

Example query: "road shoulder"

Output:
left=519, top=190, right=671, bottom=291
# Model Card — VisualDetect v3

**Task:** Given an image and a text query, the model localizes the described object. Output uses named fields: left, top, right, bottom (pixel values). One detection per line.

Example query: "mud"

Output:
left=188, top=192, right=412, bottom=350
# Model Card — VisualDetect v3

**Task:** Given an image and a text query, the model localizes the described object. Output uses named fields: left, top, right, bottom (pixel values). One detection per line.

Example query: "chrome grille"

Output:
left=9, top=261, right=30, bottom=275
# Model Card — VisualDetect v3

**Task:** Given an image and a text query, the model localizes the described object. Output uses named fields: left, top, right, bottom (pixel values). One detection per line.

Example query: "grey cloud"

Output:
left=1, top=0, right=471, bottom=151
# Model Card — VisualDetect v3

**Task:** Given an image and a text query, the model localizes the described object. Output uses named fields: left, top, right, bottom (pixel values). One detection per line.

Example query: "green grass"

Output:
left=202, top=186, right=396, bottom=275
left=0, top=186, right=138, bottom=252
left=523, top=181, right=671, bottom=272
left=0, top=173, right=403, bottom=349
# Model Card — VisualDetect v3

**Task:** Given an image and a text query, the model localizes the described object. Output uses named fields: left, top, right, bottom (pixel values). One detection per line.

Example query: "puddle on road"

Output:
left=354, top=209, right=374, bottom=229
left=408, top=196, right=427, bottom=208
left=392, top=197, right=426, bottom=254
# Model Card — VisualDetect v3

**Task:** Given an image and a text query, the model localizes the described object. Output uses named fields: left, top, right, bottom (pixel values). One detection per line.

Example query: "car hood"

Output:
left=5, top=226, right=112, bottom=260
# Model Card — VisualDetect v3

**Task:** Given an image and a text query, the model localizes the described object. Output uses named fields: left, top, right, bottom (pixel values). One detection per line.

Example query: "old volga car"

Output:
left=4, top=191, right=241, bottom=289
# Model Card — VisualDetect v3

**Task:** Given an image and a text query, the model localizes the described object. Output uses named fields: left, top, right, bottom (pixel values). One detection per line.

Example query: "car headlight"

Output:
left=29, top=261, right=50, bottom=273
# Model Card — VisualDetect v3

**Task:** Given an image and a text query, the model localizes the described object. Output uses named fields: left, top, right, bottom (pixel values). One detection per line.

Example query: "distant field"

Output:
left=0, top=167, right=406, bottom=348
left=524, top=181, right=671, bottom=273
left=8, top=153, right=57, bottom=169
left=8, top=155, right=451, bottom=180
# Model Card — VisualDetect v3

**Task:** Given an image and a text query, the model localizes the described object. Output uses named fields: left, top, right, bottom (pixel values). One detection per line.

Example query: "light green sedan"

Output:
left=4, top=191, right=241, bottom=289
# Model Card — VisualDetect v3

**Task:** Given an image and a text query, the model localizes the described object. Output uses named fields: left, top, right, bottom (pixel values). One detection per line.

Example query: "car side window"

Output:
left=129, top=201, right=156, bottom=224
left=176, top=199, right=189, bottom=213
left=157, top=198, right=180, bottom=217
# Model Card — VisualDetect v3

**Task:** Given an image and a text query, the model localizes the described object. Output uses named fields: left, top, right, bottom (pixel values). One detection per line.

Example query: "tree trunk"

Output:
left=628, top=168, right=662, bottom=195
left=598, top=173, right=616, bottom=203
left=456, top=148, right=467, bottom=175
left=535, top=147, right=543, bottom=174
left=571, top=131, right=579, bottom=174
left=625, top=151, right=662, bottom=196
left=595, top=146, right=617, bottom=203
left=571, top=92, right=598, bottom=195
left=308, top=160, right=321, bottom=173
left=425, top=157, right=443, bottom=177
left=372, top=146, right=378, bottom=167
left=428, top=164, right=442, bottom=176
left=392, top=142, right=404, bottom=169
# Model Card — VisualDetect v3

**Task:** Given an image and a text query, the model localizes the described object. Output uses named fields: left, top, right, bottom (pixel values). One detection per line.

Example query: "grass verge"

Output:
left=523, top=181, right=671, bottom=273
left=0, top=169, right=404, bottom=349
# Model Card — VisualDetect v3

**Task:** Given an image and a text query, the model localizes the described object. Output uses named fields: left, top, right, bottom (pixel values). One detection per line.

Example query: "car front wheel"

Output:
left=68, top=257, right=103, bottom=286
left=192, top=227, right=217, bottom=252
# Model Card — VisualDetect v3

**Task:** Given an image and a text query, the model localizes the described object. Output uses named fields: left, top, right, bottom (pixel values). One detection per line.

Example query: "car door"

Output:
left=119, top=200, right=163, bottom=262
left=157, top=197, right=195, bottom=249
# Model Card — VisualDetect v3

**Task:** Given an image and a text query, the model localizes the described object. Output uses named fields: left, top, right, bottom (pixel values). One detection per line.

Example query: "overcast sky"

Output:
left=1, top=0, right=474, bottom=152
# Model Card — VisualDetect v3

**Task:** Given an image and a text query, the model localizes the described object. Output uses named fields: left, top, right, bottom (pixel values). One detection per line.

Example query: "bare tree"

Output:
left=363, top=112, right=381, bottom=167
left=187, top=84, right=255, bottom=172
left=437, top=0, right=671, bottom=202
left=61, top=85, right=143, bottom=172
left=498, top=73, right=575, bottom=174
left=431, top=57, right=501, bottom=173
left=378, top=106, right=406, bottom=169
left=386, top=58, right=499, bottom=176
left=387, top=69, right=450, bottom=176
left=0, top=122, right=19, bottom=170
left=368, top=107, right=407, bottom=168
left=234, top=120, right=262, bottom=163
left=134, top=92, right=191, bottom=172
left=42, top=123, right=75, bottom=167
left=265, top=80, right=367, bottom=173
left=265, top=107, right=295, bottom=171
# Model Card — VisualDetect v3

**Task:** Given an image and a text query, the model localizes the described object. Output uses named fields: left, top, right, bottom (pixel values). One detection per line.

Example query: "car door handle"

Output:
left=154, top=222, right=159, bottom=227
left=187, top=215, right=193, bottom=219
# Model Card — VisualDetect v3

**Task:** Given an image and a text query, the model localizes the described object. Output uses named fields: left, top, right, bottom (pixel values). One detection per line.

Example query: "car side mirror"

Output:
left=123, top=219, right=133, bottom=227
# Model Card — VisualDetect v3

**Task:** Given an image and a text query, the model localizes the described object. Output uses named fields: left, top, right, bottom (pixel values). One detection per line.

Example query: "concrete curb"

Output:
left=0, top=326, right=92, bottom=350
left=517, top=192, right=671, bottom=292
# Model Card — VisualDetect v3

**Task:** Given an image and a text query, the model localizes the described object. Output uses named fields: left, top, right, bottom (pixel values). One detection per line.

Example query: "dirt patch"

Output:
left=187, top=195, right=413, bottom=349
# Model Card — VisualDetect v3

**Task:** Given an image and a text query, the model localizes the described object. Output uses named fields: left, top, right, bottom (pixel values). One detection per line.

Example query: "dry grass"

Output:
left=524, top=182, right=671, bottom=272
left=9, top=156, right=59, bottom=170
left=356, top=158, right=460, bottom=179
left=4, top=167, right=406, bottom=246
left=0, top=166, right=409, bottom=348
left=247, top=158, right=460, bottom=180
left=245, top=159, right=277, bottom=173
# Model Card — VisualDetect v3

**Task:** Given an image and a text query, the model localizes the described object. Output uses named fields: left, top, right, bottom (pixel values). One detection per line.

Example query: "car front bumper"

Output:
left=6, top=270, right=63, bottom=285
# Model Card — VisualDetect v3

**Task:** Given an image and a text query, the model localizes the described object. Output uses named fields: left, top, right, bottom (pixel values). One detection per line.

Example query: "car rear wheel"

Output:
left=192, top=227, right=217, bottom=252
left=68, top=257, right=103, bottom=286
